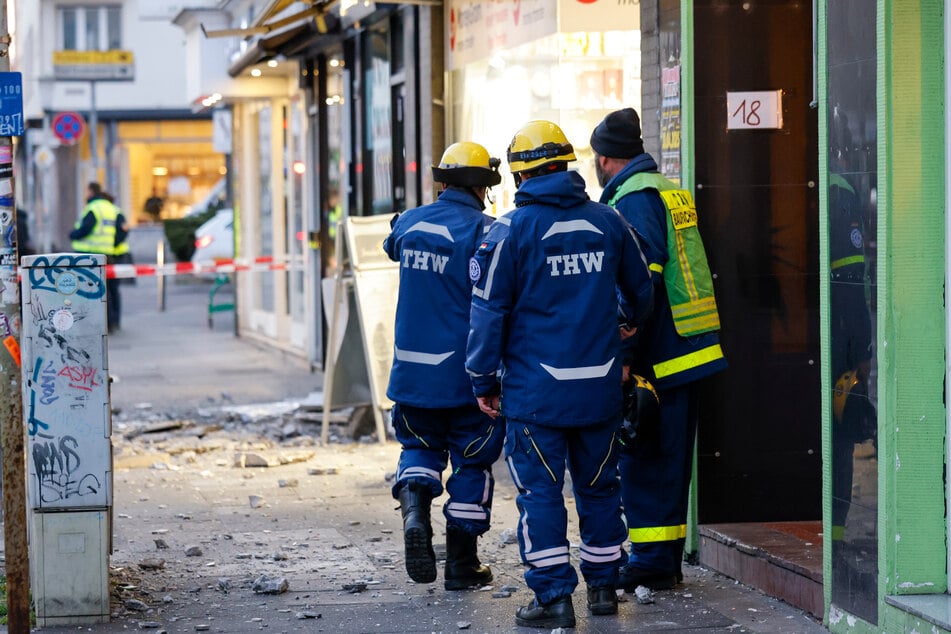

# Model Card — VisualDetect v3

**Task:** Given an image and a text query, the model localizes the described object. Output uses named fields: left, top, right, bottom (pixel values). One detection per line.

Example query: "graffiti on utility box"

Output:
left=21, top=253, right=111, bottom=510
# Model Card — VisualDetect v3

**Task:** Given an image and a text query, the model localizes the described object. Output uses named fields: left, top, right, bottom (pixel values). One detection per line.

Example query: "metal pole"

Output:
left=89, top=80, right=98, bottom=173
left=0, top=1, right=33, bottom=629
left=157, top=239, right=165, bottom=311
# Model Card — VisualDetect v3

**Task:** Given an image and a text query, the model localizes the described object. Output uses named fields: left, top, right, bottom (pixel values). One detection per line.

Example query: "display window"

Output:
left=451, top=30, right=640, bottom=213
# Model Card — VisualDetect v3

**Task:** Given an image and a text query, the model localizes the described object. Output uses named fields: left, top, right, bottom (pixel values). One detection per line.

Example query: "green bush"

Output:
left=163, top=208, right=217, bottom=262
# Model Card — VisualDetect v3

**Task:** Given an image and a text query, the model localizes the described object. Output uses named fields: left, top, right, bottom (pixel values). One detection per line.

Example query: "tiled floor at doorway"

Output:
left=699, top=521, right=824, bottom=618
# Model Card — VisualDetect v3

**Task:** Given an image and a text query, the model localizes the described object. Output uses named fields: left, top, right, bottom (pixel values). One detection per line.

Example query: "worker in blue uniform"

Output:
left=590, top=108, right=728, bottom=591
left=466, top=120, right=654, bottom=628
left=385, top=142, right=505, bottom=590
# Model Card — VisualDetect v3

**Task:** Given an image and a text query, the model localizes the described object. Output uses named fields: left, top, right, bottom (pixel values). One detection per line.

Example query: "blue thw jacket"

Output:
left=466, top=170, right=654, bottom=427
left=600, top=154, right=727, bottom=389
left=384, top=187, right=493, bottom=408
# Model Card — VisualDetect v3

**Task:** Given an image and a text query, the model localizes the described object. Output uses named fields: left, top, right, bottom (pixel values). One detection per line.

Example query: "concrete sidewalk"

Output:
left=13, top=254, right=828, bottom=633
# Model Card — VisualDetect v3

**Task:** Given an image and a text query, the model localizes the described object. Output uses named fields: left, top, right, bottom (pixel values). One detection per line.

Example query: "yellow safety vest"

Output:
left=609, top=172, right=721, bottom=337
left=71, top=199, right=118, bottom=256
left=114, top=205, right=130, bottom=256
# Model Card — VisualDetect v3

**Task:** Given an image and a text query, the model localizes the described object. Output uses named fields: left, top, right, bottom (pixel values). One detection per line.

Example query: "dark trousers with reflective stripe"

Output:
left=391, top=403, right=503, bottom=536
left=618, top=382, right=699, bottom=574
left=505, top=418, right=626, bottom=604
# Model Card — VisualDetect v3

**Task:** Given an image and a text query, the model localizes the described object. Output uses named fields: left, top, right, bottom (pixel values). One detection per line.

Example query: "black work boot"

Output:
left=586, top=585, right=618, bottom=615
left=444, top=525, right=493, bottom=590
left=618, top=563, right=677, bottom=591
left=398, top=482, right=436, bottom=583
left=515, top=595, right=576, bottom=629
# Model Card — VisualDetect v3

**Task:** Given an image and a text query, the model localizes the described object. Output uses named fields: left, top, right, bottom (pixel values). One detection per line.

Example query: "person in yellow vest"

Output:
left=70, top=182, right=128, bottom=333
left=590, top=108, right=727, bottom=592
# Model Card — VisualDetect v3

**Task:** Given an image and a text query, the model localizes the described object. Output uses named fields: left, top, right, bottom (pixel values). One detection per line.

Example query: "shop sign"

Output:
left=447, top=0, right=639, bottom=69
left=447, top=0, right=557, bottom=70
left=558, top=0, right=639, bottom=32
left=53, top=50, right=135, bottom=81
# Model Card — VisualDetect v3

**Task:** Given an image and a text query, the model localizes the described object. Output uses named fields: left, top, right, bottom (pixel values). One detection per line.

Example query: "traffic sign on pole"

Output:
left=51, top=111, right=85, bottom=145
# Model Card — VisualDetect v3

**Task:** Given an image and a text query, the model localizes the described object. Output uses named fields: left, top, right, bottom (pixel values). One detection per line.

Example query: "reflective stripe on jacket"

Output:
left=71, top=199, right=118, bottom=255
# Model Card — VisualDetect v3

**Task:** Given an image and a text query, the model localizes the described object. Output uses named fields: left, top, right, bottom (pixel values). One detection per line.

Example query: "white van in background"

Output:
left=184, top=178, right=227, bottom=217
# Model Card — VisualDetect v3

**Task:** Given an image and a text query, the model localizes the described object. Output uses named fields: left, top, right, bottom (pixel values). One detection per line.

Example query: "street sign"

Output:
left=52, top=50, right=135, bottom=81
left=51, top=111, right=85, bottom=145
left=0, top=72, right=24, bottom=136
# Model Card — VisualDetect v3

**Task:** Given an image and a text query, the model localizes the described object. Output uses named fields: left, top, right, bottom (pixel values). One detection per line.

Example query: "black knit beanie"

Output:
left=590, top=108, right=645, bottom=159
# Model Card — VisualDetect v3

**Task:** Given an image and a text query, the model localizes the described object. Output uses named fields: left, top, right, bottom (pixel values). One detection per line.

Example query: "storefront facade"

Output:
left=671, top=0, right=949, bottom=630
left=181, top=3, right=951, bottom=627
left=820, top=2, right=947, bottom=631
left=176, top=1, right=440, bottom=366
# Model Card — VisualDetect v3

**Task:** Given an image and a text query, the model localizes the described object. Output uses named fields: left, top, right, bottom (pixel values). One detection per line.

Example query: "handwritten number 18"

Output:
left=731, top=99, right=761, bottom=126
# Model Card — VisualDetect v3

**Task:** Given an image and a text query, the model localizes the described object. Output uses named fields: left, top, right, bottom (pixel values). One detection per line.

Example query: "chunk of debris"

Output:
left=342, top=582, right=368, bottom=593
left=235, top=453, right=270, bottom=468
left=634, top=585, right=654, bottom=604
left=185, top=546, right=203, bottom=557
left=137, top=621, right=162, bottom=629
left=249, top=495, right=265, bottom=509
left=124, top=420, right=190, bottom=440
left=154, top=539, right=169, bottom=550
left=138, top=558, right=165, bottom=571
left=498, top=528, right=518, bottom=545
left=124, top=598, right=149, bottom=611
left=252, top=574, right=289, bottom=594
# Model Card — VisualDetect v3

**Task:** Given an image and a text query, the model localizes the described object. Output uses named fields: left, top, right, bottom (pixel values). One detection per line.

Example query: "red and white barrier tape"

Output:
left=105, top=256, right=302, bottom=279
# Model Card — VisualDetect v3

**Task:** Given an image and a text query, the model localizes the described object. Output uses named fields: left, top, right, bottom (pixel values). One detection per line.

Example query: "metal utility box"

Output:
left=20, top=253, right=112, bottom=625
left=30, top=510, right=110, bottom=625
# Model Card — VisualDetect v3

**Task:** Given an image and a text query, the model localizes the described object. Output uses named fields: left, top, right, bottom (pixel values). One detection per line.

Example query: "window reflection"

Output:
left=323, top=49, right=345, bottom=277
left=827, top=0, right=878, bottom=623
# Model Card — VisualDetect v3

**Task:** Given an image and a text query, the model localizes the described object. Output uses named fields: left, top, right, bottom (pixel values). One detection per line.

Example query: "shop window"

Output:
left=58, top=5, right=122, bottom=51
left=363, top=24, right=393, bottom=215
left=322, top=49, right=346, bottom=276
left=827, top=0, right=878, bottom=624
left=258, top=105, right=275, bottom=312
left=451, top=30, right=640, bottom=213
left=287, top=99, right=306, bottom=321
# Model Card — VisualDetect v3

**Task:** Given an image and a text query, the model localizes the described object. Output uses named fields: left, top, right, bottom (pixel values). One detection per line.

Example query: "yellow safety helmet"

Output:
left=432, top=141, right=501, bottom=187
left=833, top=370, right=860, bottom=423
left=506, top=120, right=577, bottom=173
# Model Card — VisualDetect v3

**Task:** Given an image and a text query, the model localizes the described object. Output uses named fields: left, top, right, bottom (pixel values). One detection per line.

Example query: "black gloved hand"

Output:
left=617, top=376, right=660, bottom=450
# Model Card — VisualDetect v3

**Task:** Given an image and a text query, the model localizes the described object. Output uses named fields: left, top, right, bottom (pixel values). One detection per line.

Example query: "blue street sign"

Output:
left=0, top=72, right=24, bottom=137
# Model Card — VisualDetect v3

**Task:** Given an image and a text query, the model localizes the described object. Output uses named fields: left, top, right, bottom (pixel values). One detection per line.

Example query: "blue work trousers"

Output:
left=505, top=418, right=626, bottom=604
left=391, top=402, right=503, bottom=536
left=618, top=382, right=699, bottom=573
